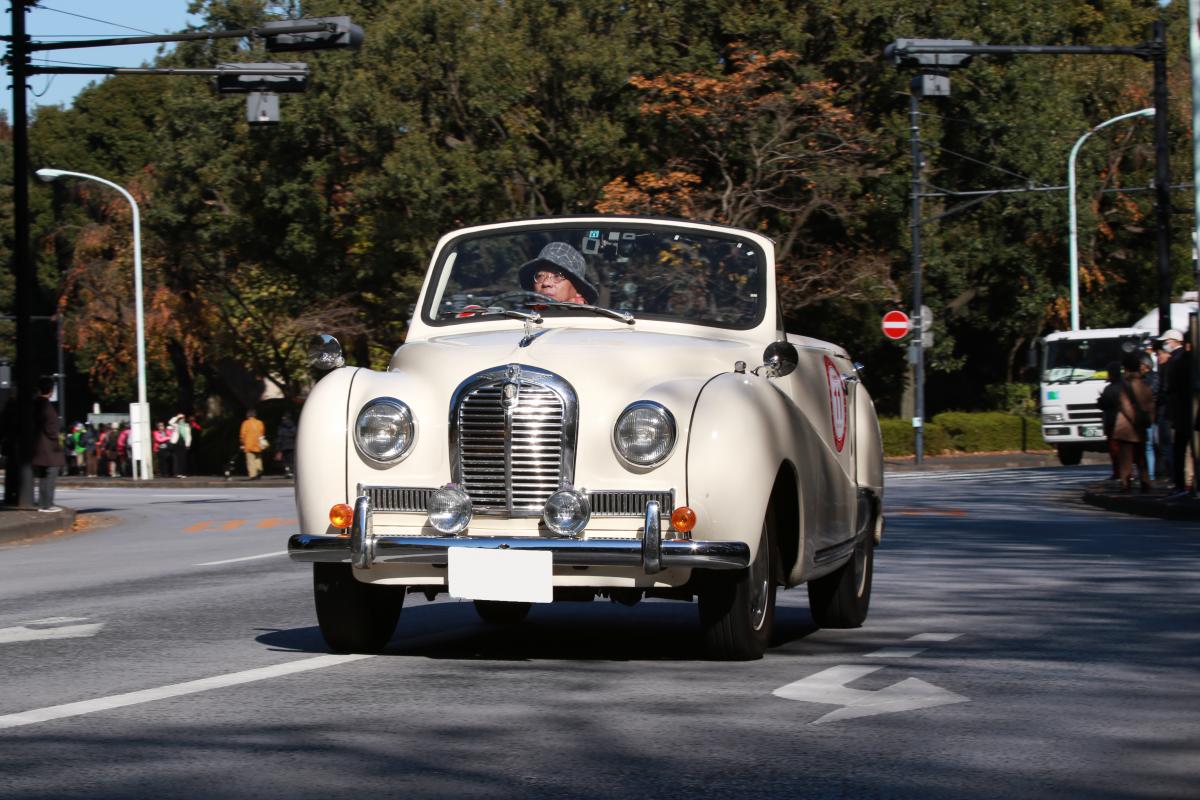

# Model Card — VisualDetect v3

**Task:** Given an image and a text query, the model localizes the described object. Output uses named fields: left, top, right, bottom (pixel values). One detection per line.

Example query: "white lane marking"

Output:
left=908, top=632, right=962, bottom=643
left=773, top=665, right=969, bottom=724
left=0, top=617, right=104, bottom=644
left=0, top=654, right=372, bottom=730
left=195, top=551, right=288, bottom=566
left=865, top=647, right=925, bottom=658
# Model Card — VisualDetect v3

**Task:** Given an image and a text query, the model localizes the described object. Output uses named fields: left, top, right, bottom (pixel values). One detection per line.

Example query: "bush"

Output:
left=879, top=412, right=1048, bottom=457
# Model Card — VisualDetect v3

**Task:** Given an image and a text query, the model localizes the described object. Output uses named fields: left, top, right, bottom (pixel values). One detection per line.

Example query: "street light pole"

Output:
left=37, top=168, right=152, bottom=480
left=1067, top=107, right=1155, bottom=331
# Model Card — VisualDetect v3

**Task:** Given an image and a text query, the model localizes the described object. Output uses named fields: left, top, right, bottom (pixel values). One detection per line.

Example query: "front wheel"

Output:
left=806, top=533, right=874, bottom=629
left=313, top=563, right=404, bottom=653
left=473, top=600, right=532, bottom=624
left=698, top=518, right=776, bottom=660
left=1057, top=444, right=1083, bottom=466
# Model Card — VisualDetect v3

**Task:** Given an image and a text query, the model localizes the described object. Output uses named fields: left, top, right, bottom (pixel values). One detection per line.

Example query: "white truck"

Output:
left=1040, top=298, right=1197, bottom=465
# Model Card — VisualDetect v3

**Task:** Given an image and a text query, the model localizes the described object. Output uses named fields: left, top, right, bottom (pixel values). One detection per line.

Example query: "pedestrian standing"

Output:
left=1114, top=353, right=1154, bottom=493
left=276, top=412, right=297, bottom=478
left=1160, top=329, right=1191, bottom=495
left=153, top=420, right=173, bottom=477
left=1139, top=352, right=1158, bottom=482
left=83, top=423, right=98, bottom=477
left=239, top=409, right=266, bottom=480
left=1098, top=361, right=1123, bottom=480
left=168, top=411, right=192, bottom=477
left=31, top=377, right=65, bottom=512
left=116, top=423, right=131, bottom=477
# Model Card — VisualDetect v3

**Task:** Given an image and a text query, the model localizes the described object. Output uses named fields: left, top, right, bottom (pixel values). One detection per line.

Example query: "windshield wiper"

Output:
left=442, top=306, right=543, bottom=324
left=531, top=300, right=635, bottom=325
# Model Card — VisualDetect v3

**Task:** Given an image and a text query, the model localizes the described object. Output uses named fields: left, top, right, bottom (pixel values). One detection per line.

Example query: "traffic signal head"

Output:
left=884, top=39, right=975, bottom=68
left=262, top=16, right=364, bottom=52
left=214, top=62, right=308, bottom=94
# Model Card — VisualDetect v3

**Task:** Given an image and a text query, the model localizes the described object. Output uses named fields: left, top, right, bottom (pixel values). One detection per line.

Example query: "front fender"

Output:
left=296, top=366, right=359, bottom=534
left=686, top=372, right=796, bottom=562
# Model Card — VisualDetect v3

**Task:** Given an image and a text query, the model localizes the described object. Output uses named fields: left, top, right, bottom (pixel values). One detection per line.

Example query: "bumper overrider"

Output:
left=287, top=495, right=750, bottom=574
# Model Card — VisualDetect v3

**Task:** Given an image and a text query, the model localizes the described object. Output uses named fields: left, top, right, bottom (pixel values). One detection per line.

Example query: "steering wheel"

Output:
left=489, top=290, right=550, bottom=308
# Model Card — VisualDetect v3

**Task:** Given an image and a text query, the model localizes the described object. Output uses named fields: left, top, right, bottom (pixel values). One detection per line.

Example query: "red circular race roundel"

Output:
left=823, top=355, right=848, bottom=453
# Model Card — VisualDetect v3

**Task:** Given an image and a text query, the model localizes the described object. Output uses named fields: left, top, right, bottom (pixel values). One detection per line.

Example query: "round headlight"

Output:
left=354, top=397, right=415, bottom=463
left=613, top=401, right=676, bottom=467
left=543, top=488, right=591, bottom=537
left=428, top=484, right=472, bottom=535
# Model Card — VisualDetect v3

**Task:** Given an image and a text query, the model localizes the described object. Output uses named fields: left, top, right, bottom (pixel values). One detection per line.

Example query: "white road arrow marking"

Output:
left=0, top=617, right=104, bottom=644
left=773, top=665, right=968, bottom=724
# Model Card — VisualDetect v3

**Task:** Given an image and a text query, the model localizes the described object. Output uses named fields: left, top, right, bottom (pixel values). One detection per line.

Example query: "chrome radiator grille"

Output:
left=364, top=486, right=434, bottom=513
left=451, top=365, right=578, bottom=516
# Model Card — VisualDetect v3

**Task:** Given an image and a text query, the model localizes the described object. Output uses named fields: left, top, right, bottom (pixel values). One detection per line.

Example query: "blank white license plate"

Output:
left=447, top=548, right=553, bottom=603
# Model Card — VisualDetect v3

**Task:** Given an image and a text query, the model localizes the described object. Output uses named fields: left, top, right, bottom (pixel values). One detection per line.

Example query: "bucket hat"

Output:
left=518, top=242, right=598, bottom=304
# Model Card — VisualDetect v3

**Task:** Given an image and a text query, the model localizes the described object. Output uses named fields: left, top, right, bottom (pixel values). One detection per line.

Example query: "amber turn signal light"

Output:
left=329, top=503, right=354, bottom=530
left=671, top=506, right=696, bottom=534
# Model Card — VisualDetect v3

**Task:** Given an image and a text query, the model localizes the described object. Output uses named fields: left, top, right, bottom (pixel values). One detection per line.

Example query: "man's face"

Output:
left=533, top=268, right=581, bottom=303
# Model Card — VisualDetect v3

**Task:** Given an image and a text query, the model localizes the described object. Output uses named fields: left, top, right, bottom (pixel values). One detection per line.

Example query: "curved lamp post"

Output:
left=1067, top=108, right=1155, bottom=330
left=37, top=168, right=152, bottom=480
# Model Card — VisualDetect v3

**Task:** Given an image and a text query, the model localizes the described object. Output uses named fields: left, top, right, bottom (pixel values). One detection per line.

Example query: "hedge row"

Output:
left=878, top=412, right=1049, bottom=457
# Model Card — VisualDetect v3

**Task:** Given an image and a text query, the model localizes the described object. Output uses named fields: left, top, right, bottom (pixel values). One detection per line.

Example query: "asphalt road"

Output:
left=0, top=467, right=1197, bottom=799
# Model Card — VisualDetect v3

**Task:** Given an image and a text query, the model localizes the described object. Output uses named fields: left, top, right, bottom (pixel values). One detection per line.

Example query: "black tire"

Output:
left=313, top=563, right=404, bottom=653
left=1057, top=444, right=1083, bottom=466
left=473, top=600, right=532, bottom=624
left=806, top=532, right=874, bottom=629
left=698, top=518, right=777, bottom=660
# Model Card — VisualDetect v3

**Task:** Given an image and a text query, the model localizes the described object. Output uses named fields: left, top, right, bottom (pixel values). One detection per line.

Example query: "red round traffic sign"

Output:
left=881, top=310, right=910, bottom=340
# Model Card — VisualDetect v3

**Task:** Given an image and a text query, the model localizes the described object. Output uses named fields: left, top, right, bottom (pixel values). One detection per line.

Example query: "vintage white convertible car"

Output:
left=288, top=216, right=884, bottom=660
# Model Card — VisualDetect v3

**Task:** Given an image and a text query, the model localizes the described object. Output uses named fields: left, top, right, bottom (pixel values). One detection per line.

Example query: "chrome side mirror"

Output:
left=754, top=341, right=799, bottom=378
left=308, top=333, right=345, bottom=371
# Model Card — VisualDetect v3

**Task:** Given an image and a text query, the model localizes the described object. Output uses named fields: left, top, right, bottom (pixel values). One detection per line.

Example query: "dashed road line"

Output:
left=254, top=517, right=295, bottom=529
left=215, top=519, right=248, bottom=531
left=0, top=654, right=372, bottom=730
left=183, top=521, right=213, bottom=533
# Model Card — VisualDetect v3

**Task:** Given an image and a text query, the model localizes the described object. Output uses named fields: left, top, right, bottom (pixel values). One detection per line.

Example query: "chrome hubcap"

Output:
left=749, top=525, right=770, bottom=630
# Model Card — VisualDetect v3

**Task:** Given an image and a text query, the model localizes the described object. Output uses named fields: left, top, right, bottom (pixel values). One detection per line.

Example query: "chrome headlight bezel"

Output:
left=613, top=400, right=677, bottom=468
left=353, top=397, right=416, bottom=464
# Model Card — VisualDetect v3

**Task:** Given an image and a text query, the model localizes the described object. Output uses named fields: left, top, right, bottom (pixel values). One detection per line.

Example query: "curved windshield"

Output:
left=1042, top=335, right=1147, bottom=383
left=423, top=223, right=765, bottom=330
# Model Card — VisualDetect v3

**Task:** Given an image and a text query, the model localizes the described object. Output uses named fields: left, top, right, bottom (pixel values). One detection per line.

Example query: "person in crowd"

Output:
left=116, top=422, right=131, bottom=478
left=239, top=408, right=266, bottom=480
left=1098, top=360, right=1123, bottom=480
left=1159, top=329, right=1191, bottom=495
left=276, top=412, right=297, bottom=479
left=70, top=423, right=86, bottom=476
left=82, top=422, right=98, bottom=477
left=168, top=411, right=193, bottom=478
left=1154, top=340, right=1174, bottom=481
left=1138, top=352, right=1158, bottom=482
left=518, top=242, right=598, bottom=305
left=32, top=377, right=65, bottom=512
left=1114, top=352, right=1155, bottom=493
left=153, top=420, right=173, bottom=477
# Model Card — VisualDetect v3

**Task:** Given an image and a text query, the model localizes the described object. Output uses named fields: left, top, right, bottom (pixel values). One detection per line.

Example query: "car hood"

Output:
left=390, top=326, right=758, bottom=395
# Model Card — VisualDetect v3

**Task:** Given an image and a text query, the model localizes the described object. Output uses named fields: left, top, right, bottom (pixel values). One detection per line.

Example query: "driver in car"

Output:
left=518, top=242, right=598, bottom=305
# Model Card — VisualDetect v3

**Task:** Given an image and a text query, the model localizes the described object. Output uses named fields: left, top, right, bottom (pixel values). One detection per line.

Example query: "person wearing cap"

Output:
left=518, top=242, right=598, bottom=305
left=1158, top=328, right=1190, bottom=493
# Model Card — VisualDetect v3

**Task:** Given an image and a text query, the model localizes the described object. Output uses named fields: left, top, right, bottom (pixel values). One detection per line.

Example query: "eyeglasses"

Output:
left=533, top=270, right=569, bottom=285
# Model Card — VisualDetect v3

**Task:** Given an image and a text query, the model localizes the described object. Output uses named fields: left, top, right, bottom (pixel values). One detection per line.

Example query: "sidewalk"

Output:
left=1080, top=480, right=1200, bottom=521
left=883, top=449, right=1111, bottom=472
left=0, top=472, right=293, bottom=546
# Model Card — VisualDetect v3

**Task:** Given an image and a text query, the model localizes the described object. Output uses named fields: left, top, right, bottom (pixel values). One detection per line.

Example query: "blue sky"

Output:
left=2, top=0, right=202, bottom=119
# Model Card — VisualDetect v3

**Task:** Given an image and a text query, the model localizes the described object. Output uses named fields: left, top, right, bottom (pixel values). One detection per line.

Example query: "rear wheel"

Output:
left=698, top=517, right=776, bottom=660
left=473, top=600, right=532, bottom=624
left=806, top=532, right=874, bottom=628
left=313, top=563, right=404, bottom=653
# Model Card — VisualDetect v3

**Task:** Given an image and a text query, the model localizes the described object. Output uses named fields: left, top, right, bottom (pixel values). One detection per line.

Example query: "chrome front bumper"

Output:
left=287, top=496, right=750, bottom=574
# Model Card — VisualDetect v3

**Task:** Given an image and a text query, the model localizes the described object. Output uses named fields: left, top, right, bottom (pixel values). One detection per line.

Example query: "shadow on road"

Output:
left=256, top=599, right=818, bottom=661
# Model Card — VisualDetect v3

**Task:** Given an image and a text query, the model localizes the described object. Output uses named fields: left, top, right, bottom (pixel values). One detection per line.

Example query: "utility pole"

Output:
left=908, top=88, right=925, bottom=463
left=6, top=0, right=33, bottom=507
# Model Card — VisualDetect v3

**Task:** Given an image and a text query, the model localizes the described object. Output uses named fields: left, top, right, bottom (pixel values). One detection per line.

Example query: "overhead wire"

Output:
left=33, top=4, right=157, bottom=36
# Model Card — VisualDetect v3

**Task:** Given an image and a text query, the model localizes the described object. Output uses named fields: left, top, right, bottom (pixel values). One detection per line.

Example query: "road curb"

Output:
left=0, top=507, right=77, bottom=546
left=1081, top=486, right=1200, bottom=521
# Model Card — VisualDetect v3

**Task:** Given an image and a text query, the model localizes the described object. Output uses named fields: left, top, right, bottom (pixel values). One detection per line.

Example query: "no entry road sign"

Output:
left=881, top=310, right=910, bottom=340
